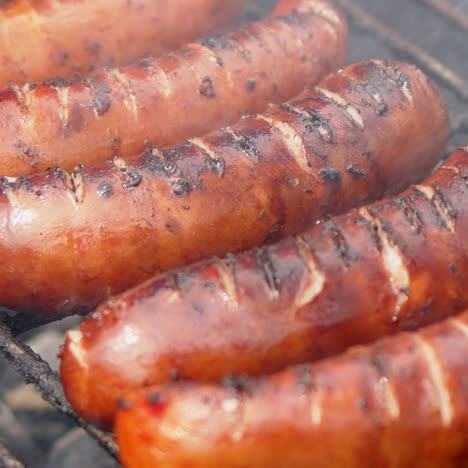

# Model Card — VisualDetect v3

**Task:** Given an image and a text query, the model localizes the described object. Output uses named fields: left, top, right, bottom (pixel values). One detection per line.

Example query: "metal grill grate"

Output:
left=0, top=0, right=467, bottom=465
left=0, top=441, right=25, bottom=468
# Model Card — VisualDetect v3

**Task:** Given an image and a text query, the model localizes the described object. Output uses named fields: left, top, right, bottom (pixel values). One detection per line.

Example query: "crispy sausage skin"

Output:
left=0, top=0, right=246, bottom=88
left=115, top=311, right=468, bottom=468
left=1, top=61, right=448, bottom=318
left=0, top=0, right=346, bottom=176
left=61, top=147, right=467, bottom=427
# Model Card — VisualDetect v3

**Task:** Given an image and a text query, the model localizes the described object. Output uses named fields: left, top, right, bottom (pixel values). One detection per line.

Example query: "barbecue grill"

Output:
left=0, top=0, right=467, bottom=466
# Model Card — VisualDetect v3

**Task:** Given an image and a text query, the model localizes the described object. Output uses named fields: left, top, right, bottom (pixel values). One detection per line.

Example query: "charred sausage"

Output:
left=1, top=60, right=448, bottom=318
left=0, top=0, right=347, bottom=176
left=0, top=0, right=246, bottom=88
left=60, top=146, right=467, bottom=427
left=115, top=310, right=468, bottom=467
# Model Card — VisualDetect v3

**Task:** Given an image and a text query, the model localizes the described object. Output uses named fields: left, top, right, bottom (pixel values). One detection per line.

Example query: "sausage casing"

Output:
left=60, top=126, right=465, bottom=430
left=0, top=0, right=347, bottom=176
left=115, top=310, right=468, bottom=467
left=0, top=0, right=246, bottom=88
left=2, top=60, right=448, bottom=318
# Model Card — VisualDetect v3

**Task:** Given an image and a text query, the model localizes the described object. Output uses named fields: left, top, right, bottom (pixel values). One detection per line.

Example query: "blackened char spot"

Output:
left=303, top=107, right=335, bottom=144
left=420, top=299, right=432, bottom=316
left=319, top=167, right=340, bottom=182
left=43, top=76, right=72, bottom=87
left=97, top=182, right=113, bottom=198
left=91, top=81, right=112, bottom=115
left=204, top=155, right=225, bottom=178
left=393, top=197, right=424, bottom=233
left=86, top=42, right=101, bottom=55
left=264, top=224, right=284, bottom=244
left=281, top=104, right=335, bottom=144
left=147, top=393, right=164, bottom=404
left=58, top=50, right=69, bottom=66
left=432, top=185, right=458, bottom=228
left=198, top=36, right=235, bottom=50
left=172, top=180, right=190, bottom=197
left=223, top=374, right=251, bottom=396
left=14, top=141, right=36, bottom=159
left=223, top=129, right=259, bottom=163
left=246, top=79, right=256, bottom=92
left=255, top=247, right=280, bottom=294
left=169, top=368, right=180, bottom=381
left=346, top=164, right=367, bottom=179
left=323, top=221, right=357, bottom=265
left=122, top=168, right=142, bottom=189
left=117, top=399, right=133, bottom=410
left=296, top=364, right=313, bottom=392
left=376, top=103, right=388, bottom=115
left=199, top=77, right=215, bottom=98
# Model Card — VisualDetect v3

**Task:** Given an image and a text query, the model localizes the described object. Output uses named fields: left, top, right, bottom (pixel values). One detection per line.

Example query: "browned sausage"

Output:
left=0, top=0, right=346, bottom=176
left=115, top=310, right=468, bottom=468
left=0, top=0, right=246, bottom=88
left=61, top=146, right=467, bottom=427
left=1, top=60, right=448, bottom=318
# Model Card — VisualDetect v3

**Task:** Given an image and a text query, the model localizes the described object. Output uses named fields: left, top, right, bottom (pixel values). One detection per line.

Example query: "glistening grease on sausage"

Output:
left=0, top=61, right=449, bottom=318
left=115, top=310, right=468, bottom=468
left=61, top=147, right=467, bottom=427
left=0, top=0, right=246, bottom=88
left=0, top=0, right=347, bottom=176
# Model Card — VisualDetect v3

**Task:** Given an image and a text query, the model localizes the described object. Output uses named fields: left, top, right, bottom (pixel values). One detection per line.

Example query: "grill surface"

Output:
left=0, top=0, right=467, bottom=466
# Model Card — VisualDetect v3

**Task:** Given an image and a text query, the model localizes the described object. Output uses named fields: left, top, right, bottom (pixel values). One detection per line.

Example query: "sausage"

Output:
left=1, top=60, right=448, bottom=318
left=0, top=0, right=346, bottom=176
left=60, top=146, right=467, bottom=427
left=0, top=0, right=246, bottom=88
left=115, top=310, right=468, bottom=468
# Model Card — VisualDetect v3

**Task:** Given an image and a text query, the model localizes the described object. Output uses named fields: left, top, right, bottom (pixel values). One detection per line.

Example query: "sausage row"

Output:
left=116, top=308, right=468, bottom=467
left=60, top=144, right=466, bottom=429
left=0, top=0, right=246, bottom=87
left=0, top=60, right=448, bottom=317
left=0, top=0, right=346, bottom=176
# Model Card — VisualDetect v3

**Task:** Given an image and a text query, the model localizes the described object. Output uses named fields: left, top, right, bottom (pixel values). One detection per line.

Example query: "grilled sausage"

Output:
left=0, top=0, right=347, bottom=176
left=61, top=146, right=467, bottom=428
left=1, top=60, right=448, bottom=318
left=115, top=310, right=468, bottom=468
left=0, top=0, right=246, bottom=88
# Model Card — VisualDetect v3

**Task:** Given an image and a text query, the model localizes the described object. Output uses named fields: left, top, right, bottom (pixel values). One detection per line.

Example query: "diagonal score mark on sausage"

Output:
left=450, top=317, right=468, bottom=338
left=255, top=114, right=311, bottom=173
left=188, top=137, right=221, bottom=163
left=294, top=236, right=326, bottom=308
left=314, top=87, right=364, bottom=129
left=358, top=207, right=410, bottom=319
left=144, top=62, right=173, bottom=98
left=371, top=59, right=414, bottom=106
left=413, top=335, right=454, bottom=427
left=0, top=0, right=346, bottom=176
left=415, top=184, right=456, bottom=233
left=217, top=259, right=239, bottom=307
left=195, top=43, right=235, bottom=89
left=374, top=376, right=400, bottom=420
left=54, top=85, right=71, bottom=129
left=108, top=69, right=138, bottom=119
left=67, top=330, right=89, bottom=372
left=297, top=0, right=341, bottom=24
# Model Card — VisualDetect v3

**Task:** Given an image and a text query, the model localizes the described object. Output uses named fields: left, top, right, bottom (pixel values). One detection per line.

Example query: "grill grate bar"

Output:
left=0, top=320, right=119, bottom=460
left=335, top=0, right=468, bottom=101
left=417, top=0, right=468, bottom=33
left=0, top=442, right=25, bottom=468
left=0, top=309, right=79, bottom=337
